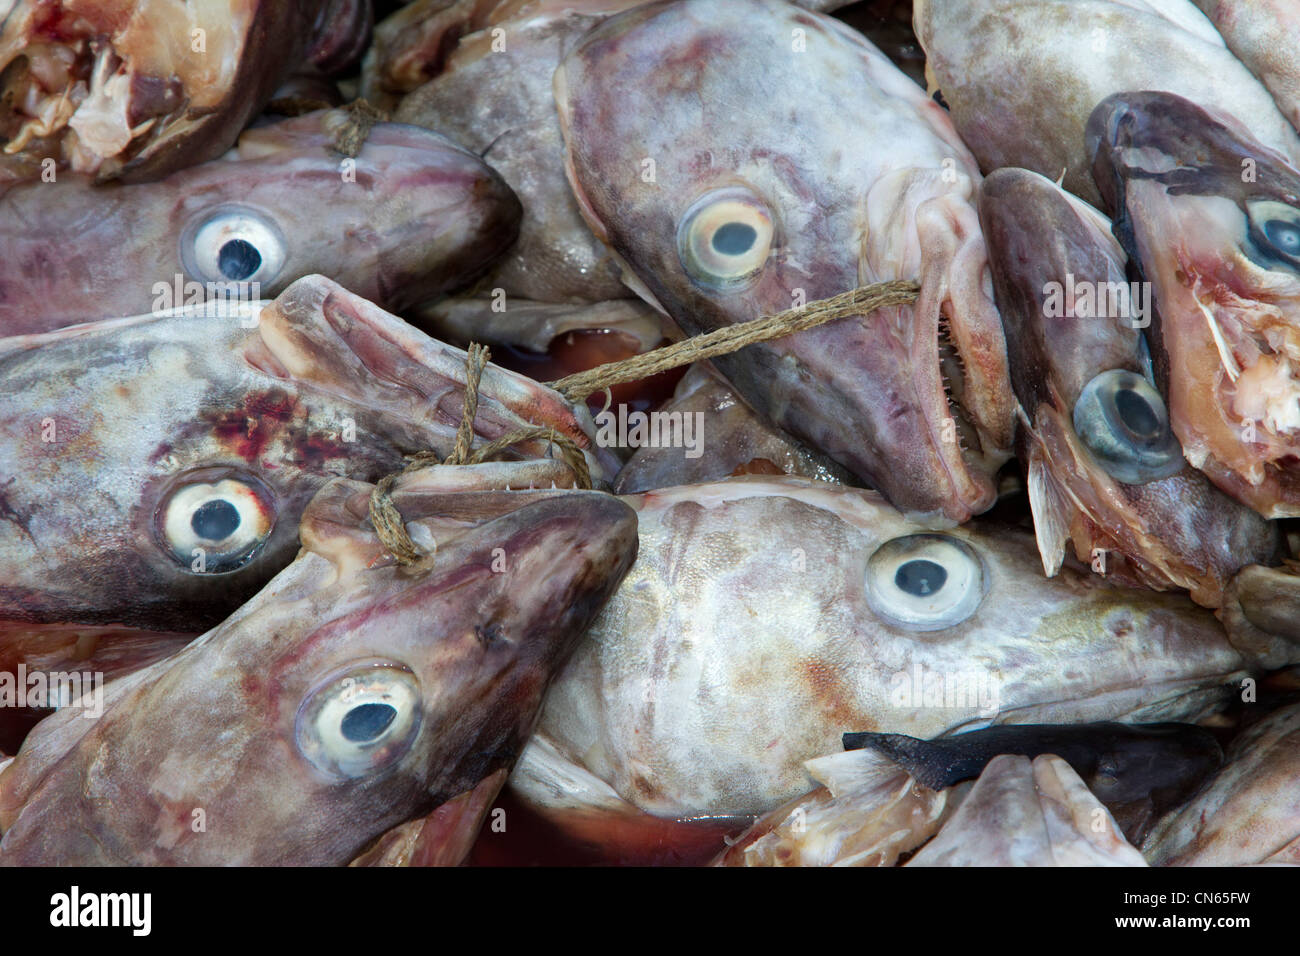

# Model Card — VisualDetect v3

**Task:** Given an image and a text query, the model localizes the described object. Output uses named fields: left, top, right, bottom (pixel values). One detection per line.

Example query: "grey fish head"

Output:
left=0, top=275, right=614, bottom=634
left=553, top=0, right=1015, bottom=523
left=0, top=1, right=320, bottom=183
left=980, top=166, right=1276, bottom=606
left=528, top=477, right=1248, bottom=818
left=1087, top=91, right=1300, bottom=519
left=0, top=109, right=523, bottom=335
left=0, top=477, right=639, bottom=865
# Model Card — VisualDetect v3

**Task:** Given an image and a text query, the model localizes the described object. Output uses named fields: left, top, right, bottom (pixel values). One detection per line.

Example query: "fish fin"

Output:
left=840, top=732, right=953, bottom=791
left=1027, top=451, right=1069, bottom=577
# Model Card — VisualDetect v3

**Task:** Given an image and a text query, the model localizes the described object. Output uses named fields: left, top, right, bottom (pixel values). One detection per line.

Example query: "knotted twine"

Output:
left=368, top=278, right=921, bottom=564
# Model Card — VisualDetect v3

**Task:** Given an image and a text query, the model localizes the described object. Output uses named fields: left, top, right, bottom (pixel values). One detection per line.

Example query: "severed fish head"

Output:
left=980, top=166, right=1276, bottom=606
left=0, top=275, right=615, bottom=634
left=0, top=471, right=639, bottom=864
left=0, top=109, right=523, bottom=335
left=0, top=0, right=357, bottom=183
left=1089, top=91, right=1300, bottom=518
left=553, top=0, right=1014, bottom=522
left=519, top=476, right=1251, bottom=819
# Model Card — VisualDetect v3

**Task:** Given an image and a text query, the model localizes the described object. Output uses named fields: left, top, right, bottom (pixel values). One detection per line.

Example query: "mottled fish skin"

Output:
left=555, top=0, right=1015, bottom=522
left=0, top=1, right=340, bottom=183
left=844, top=721, right=1222, bottom=843
left=906, top=754, right=1148, bottom=866
left=0, top=109, right=522, bottom=336
left=1219, top=563, right=1300, bottom=670
left=0, top=275, right=615, bottom=635
left=513, top=476, right=1249, bottom=820
left=1088, top=92, right=1300, bottom=519
left=1143, top=701, right=1300, bottom=866
left=980, top=167, right=1277, bottom=606
left=0, top=473, right=640, bottom=865
left=913, top=0, right=1300, bottom=208
left=1193, top=0, right=1300, bottom=133
left=613, top=364, right=854, bottom=494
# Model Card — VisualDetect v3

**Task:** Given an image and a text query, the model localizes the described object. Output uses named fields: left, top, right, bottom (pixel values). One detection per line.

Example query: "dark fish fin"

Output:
left=841, top=732, right=959, bottom=791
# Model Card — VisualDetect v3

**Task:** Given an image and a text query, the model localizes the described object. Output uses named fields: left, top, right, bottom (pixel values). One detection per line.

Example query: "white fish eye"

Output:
left=676, top=188, right=774, bottom=290
left=866, top=534, right=986, bottom=631
left=1245, top=199, right=1300, bottom=269
left=181, top=205, right=287, bottom=285
left=1072, top=369, right=1183, bottom=484
left=155, top=473, right=276, bottom=573
left=296, top=663, right=423, bottom=780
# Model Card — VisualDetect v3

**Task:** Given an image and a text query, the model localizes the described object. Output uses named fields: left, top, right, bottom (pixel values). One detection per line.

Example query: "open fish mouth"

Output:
left=1088, top=90, right=1300, bottom=515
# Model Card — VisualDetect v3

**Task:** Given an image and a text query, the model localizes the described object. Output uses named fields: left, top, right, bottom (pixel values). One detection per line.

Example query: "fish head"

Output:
left=1088, top=90, right=1300, bottom=517
left=531, top=477, right=1247, bottom=817
left=553, top=0, right=1014, bottom=522
left=0, top=275, right=614, bottom=633
left=980, top=166, right=1276, bottom=605
left=0, top=473, right=639, bottom=864
left=0, top=1, right=321, bottom=182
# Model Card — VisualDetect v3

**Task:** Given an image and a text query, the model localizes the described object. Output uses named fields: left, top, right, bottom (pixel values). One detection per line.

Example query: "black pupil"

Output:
left=190, top=499, right=241, bottom=541
left=1115, top=387, right=1160, bottom=440
left=712, top=222, right=757, bottom=256
left=895, top=559, right=947, bottom=597
left=341, top=703, right=397, bottom=743
left=1265, top=218, right=1300, bottom=258
left=218, top=238, right=262, bottom=280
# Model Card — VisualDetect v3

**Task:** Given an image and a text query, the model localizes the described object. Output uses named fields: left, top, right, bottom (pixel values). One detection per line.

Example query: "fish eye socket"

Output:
left=677, top=188, right=774, bottom=290
left=865, top=534, right=986, bottom=631
left=296, top=663, right=422, bottom=780
left=1072, top=369, right=1184, bottom=484
left=1244, top=199, right=1300, bottom=270
left=155, top=471, right=276, bottom=574
left=181, top=205, right=287, bottom=287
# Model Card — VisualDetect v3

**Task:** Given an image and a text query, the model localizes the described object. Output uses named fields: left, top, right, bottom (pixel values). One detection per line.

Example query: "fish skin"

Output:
left=1143, top=701, right=1300, bottom=865
left=843, top=721, right=1222, bottom=840
left=613, top=364, right=854, bottom=494
left=0, top=275, right=615, bottom=635
left=512, top=476, right=1251, bottom=820
left=555, top=0, right=1014, bottom=522
left=1219, top=563, right=1300, bottom=670
left=0, top=109, right=522, bottom=336
left=913, top=0, right=1300, bottom=208
left=906, top=754, right=1148, bottom=866
left=0, top=1, right=336, bottom=183
left=1087, top=91, right=1300, bottom=519
left=1192, top=0, right=1300, bottom=133
left=305, top=0, right=374, bottom=76
left=979, top=167, right=1277, bottom=606
left=0, top=476, right=640, bottom=865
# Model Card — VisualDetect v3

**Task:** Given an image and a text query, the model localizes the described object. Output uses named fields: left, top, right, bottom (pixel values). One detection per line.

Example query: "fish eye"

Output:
left=295, top=663, right=423, bottom=780
left=865, top=534, right=986, bottom=631
left=155, top=472, right=276, bottom=573
left=677, top=188, right=774, bottom=290
left=1244, top=200, right=1300, bottom=270
left=180, top=205, right=287, bottom=286
left=1072, top=369, right=1184, bottom=484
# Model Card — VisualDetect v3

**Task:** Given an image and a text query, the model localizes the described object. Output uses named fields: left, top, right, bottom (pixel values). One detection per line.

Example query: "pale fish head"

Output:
left=0, top=275, right=614, bottom=634
left=526, top=476, right=1248, bottom=818
left=553, top=0, right=1014, bottom=522
left=1088, top=90, right=1300, bottom=518
left=0, top=469, right=639, bottom=864
left=980, top=166, right=1276, bottom=607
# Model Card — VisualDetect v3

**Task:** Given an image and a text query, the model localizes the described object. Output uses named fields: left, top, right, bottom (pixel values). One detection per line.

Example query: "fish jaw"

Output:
left=980, top=166, right=1277, bottom=605
left=527, top=477, right=1247, bottom=819
left=0, top=483, right=639, bottom=865
left=553, top=0, right=1013, bottom=521
left=0, top=110, right=523, bottom=334
left=1089, top=91, right=1300, bottom=517
left=0, top=1, right=319, bottom=183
